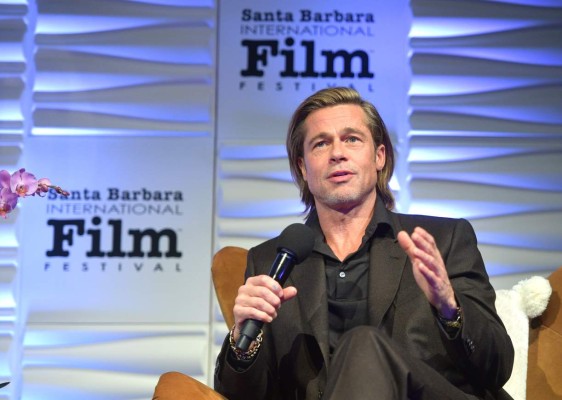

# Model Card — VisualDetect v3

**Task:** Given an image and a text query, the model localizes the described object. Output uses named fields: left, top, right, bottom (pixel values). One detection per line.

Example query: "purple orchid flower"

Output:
left=0, top=168, right=68, bottom=217
left=10, top=168, right=38, bottom=197
left=0, top=170, right=11, bottom=189
left=0, top=188, right=18, bottom=218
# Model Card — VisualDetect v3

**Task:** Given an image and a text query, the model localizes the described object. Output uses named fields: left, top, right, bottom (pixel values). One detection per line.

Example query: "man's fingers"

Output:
left=398, top=230, right=429, bottom=265
left=397, top=230, right=416, bottom=256
left=282, top=286, right=298, bottom=302
left=410, top=228, right=432, bottom=253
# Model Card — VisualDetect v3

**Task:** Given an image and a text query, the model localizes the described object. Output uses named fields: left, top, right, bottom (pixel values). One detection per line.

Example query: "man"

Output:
left=214, top=87, right=514, bottom=399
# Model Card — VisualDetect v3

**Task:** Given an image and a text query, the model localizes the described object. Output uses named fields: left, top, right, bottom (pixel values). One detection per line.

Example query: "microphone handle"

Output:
left=236, top=318, right=264, bottom=352
left=235, top=251, right=297, bottom=352
left=269, top=250, right=296, bottom=285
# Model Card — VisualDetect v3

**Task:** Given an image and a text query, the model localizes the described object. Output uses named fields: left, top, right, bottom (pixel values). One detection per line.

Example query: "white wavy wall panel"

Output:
left=0, top=1, right=27, bottom=398
left=211, top=143, right=306, bottom=377
left=14, top=1, right=216, bottom=399
left=22, top=325, right=208, bottom=400
left=409, top=0, right=562, bottom=289
left=33, top=0, right=215, bottom=137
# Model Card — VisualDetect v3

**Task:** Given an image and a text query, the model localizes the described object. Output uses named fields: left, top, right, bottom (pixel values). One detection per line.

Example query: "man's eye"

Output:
left=313, top=141, right=326, bottom=148
left=346, top=136, right=359, bottom=143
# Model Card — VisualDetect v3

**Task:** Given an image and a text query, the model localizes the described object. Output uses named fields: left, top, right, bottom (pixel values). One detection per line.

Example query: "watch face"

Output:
left=438, top=307, right=462, bottom=329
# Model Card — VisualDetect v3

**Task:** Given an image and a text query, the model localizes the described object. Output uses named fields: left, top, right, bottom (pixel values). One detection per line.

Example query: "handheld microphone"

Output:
left=235, top=223, right=315, bottom=352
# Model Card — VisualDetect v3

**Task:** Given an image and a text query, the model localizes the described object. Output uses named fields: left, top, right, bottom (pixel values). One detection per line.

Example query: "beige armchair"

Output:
left=527, top=266, right=562, bottom=399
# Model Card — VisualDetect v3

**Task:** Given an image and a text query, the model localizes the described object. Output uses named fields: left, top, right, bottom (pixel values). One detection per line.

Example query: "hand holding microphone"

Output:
left=234, top=223, right=315, bottom=352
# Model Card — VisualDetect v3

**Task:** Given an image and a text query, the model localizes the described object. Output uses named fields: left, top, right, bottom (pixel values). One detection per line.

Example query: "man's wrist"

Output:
left=229, top=324, right=263, bottom=361
left=437, top=306, right=463, bottom=330
left=438, top=295, right=459, bottom=320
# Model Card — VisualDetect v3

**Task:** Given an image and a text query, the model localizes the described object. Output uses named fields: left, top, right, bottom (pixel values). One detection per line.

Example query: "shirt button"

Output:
left=339, top=271, right=346, bottom=278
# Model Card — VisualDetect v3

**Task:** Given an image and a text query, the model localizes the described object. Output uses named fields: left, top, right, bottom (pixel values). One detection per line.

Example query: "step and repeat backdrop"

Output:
left=0, top=0, right=560, bottom=399
left=215, top=0, right=410, bottom=247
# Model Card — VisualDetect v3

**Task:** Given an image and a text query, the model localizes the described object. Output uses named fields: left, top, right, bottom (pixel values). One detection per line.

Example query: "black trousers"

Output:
left=323, top=326, right=479, bottom=400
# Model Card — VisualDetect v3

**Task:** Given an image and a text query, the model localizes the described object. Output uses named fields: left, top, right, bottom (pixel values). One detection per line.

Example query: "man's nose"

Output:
left=330, top=140, right=346, bottom=161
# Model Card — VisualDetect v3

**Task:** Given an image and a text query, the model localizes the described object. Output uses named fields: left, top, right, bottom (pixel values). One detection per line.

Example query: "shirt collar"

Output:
left=305, top=198, right=396, bottom=251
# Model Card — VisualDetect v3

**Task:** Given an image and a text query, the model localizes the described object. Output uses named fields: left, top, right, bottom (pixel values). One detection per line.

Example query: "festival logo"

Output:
left=42, top=187, right=185, bottom=273
left=236, top=7, right=377, bottom=93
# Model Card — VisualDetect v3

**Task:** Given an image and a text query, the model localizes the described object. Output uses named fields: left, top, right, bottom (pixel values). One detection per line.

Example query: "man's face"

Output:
left=298, top=104, right=385, bottom=212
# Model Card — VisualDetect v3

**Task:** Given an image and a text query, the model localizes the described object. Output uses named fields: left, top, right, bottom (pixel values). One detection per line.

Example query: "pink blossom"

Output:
left=10, top=168, right=38, bottom=197
left=0, top=170, right=10, bottom=189
left=37, top=178, right=52, bottom=194
left=0, top=188, right=18, bottom=218
left=0, top=168, right=67, bottom=217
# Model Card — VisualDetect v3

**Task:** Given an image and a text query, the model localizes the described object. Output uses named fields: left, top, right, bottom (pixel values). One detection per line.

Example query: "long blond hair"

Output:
left=286, top=87, right=395, bottom=214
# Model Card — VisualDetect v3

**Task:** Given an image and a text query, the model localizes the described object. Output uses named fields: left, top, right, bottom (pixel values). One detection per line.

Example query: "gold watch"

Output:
left=438, top=307, right=463, bottom=329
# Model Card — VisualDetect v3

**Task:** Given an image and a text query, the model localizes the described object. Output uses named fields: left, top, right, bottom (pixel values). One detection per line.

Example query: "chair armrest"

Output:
left=153, top=371, right=226, bottom=400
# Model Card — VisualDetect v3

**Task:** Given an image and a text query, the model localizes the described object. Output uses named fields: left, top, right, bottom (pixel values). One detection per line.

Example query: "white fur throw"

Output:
left=495, top=276, right=552, bottom=400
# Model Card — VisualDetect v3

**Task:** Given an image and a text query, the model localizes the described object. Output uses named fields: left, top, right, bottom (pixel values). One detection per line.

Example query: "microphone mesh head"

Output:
left=276, top=223, right=315, bottom=263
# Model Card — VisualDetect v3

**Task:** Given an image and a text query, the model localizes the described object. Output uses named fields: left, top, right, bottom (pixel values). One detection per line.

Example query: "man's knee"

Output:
left=328, top=326, right=409, bottom=399
left=334, top=325, right=405, bottom=368
left=338, top=325, right=387, bottom=347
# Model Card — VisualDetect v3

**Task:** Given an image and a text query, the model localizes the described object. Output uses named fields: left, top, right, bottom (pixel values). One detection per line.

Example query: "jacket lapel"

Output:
left=289, top=251, right=330, bottom=361
left=368, top=234, right=408, bottom=327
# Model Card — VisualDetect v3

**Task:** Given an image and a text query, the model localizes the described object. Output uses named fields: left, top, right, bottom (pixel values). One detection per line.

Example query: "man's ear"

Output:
left=298, top=157, right=307, bottom=181
left=375, top=144, right=386, bottom=171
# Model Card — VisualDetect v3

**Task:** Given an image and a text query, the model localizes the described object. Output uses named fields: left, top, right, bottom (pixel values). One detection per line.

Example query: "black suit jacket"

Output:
left=215, top=209, right=514, bottom=400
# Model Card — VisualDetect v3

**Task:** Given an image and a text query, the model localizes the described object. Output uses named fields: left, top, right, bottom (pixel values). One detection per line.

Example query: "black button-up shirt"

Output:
left=306, top=200, right=394, bottom=354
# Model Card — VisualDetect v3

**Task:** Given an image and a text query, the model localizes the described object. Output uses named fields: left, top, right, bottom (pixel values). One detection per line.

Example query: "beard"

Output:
left=313, top=183, right=376, bottom=212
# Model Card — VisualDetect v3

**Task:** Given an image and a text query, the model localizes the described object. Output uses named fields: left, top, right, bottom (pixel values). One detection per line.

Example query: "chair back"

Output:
left=527, top=266, right=562, bottom=399
left=211, top=246, right=248, bottom=329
